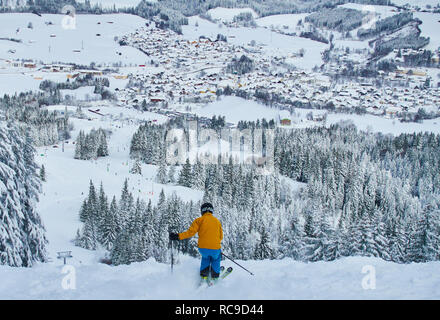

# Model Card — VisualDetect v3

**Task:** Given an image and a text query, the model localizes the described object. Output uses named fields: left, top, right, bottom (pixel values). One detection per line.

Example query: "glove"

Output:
left=169, top=232, right=180, bottom=241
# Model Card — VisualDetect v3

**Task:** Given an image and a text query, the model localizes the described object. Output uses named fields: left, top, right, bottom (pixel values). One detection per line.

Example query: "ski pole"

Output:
left=221, top=252, right=254, bottom=276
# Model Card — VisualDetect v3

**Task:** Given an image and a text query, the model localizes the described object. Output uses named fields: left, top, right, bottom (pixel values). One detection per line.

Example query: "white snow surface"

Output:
left=60, top=86, right=101, bottom=101
left=392, top=0, right=440, bottom=7
left=339, top=3, right=398, bottom=19
left=0, top=13, right=149, bottom=65
left=0, top=255, right=439, bottom=299
left=196, top=96, right=280, bottom=124
left=414, top=12, right=440, bottom=51
left=207, top=7, right=259, bottom=23
left=326, top=113, right=440, bottom=135
left=256, top=13, right=309, bottom=30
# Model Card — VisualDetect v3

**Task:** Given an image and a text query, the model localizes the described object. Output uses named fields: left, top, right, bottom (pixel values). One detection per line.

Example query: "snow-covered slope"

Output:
left=0, top=101, right=438, bottom=300
left=256, top=13, right=309, bottom=31
left=392, top=0, right=439, bottom=7
left=34, top=104, right=201, bottom=259
left=414, top=12, right=440, bottom=51
left=0, top=254, right=439, bottom=299
left=0, top=13, right=148, bottom=65
left=195, top=96, right=280, bottom=124
left=207, top=7, right=259, bottom=23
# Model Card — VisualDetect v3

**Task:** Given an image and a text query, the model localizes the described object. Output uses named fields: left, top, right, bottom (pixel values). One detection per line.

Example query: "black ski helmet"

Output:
left=201, top=202, right=214, bottom=215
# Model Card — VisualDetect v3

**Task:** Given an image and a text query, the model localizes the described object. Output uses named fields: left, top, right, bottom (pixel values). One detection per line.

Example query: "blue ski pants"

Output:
left=198, top=248, right=221, bottom=277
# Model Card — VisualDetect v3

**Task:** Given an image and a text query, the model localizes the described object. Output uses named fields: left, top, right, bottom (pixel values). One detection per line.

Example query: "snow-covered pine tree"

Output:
left=84, top=131, right=96, bottom=159
left=191, top=159, right=205, bottom=189
left=74, top=130, right=85, bottom=159
left=130, top=159, right=142, bottom=175
left=119, top=179, right=134, bottom=227
left=97, top=182, right=109, bottom=239
left=154, top=189, right=169, bottom=262
left=167, top=164, right=176, bottom=184
left=87, top=180, right=98, bottom=221
left=111, top=225, right=133, bottom=265
left=100, top=196, right=119, bottom=251
left=130, top=198, right=148, bottom=263
left=178, top=158, right=192, bottom=187
left=254, top=226, right=274, bottom=260
left=74, top=129, right=109, bottom=160
left=39, top=165, right=46, bottom=182
left=0, top=122, right=48, bottom=267
left=179, top=200, right=199, bottom=256
left=155, top=160, right=168, bottom=184
left=141, top=199, right=155, bottom=259
left=96, top=129, right=109, bottom=157
left=279, top=205, right=305, bottom=260
left=406, top=214, right=428, bottom=263
left=79, top=198, right=90, bottom=223
left=79, top=213, right=98, bottom=250
left=423, top=204, right=440, bottom=261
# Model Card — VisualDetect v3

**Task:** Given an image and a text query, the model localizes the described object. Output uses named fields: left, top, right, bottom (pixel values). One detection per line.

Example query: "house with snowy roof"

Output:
left=278, top=110, right=291, bottom=126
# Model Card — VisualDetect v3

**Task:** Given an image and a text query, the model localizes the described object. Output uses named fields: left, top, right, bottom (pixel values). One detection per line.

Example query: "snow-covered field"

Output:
left=195, top=96, right=280, bottom=124
left=326, top=113, right=440, bottom=135
left=0, top=13, right=148, bottom=65
left=60, top=86, right=101, bottom=101
left=392, top=0, right=439, bottom=7
left=256, top=13, right=309, bottom=31
left=190, top=97, right=440, bottom=135
left=414, top=12, right=440, bottom=51
left=207, top=7, right=259, bottom=23
left=0, top=72, right=55, bottom=95
left=339, top=3, right=398, bottom=19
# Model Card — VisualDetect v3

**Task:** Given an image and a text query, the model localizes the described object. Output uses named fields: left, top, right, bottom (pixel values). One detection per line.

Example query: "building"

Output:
left=43, top=64, right=74, bottom=73
left=279, top=110, right=291, bottom=126
left=77, top=69, right=103, bottom=76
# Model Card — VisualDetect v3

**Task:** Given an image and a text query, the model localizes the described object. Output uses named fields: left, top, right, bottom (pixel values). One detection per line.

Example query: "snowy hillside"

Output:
left=0, top=255, right=439, bottom=299
left=34, top=104, right=201, bottom=257
left=414, top=12, right=440, bottom=51
left=0, top=100, right=438, bottom=300
left=195, top=96, right=280, bottom=124
left=256, top=13, right=309, bottom=31
left=392, top=0, right=440, bottom=7
left=207, top=7, right=259, bottom=23
left=0, top=13, right=148, bottom=65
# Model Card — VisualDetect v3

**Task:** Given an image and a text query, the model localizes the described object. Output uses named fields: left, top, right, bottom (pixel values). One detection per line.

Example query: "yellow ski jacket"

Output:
left=178, top=212, right=223, bottom=250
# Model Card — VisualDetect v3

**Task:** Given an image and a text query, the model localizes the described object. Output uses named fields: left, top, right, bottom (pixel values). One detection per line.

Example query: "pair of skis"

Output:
left=200, top=266, right=233, bottom=287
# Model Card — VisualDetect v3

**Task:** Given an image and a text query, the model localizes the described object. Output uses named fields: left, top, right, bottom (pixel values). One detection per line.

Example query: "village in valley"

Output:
left=115, top=22, right=440, bottom=125
left=1, top=8, right=440, bottom=128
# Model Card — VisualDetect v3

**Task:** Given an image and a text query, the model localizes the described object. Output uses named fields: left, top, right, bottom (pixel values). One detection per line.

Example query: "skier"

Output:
left=169, top=202, right=223, bottom=281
